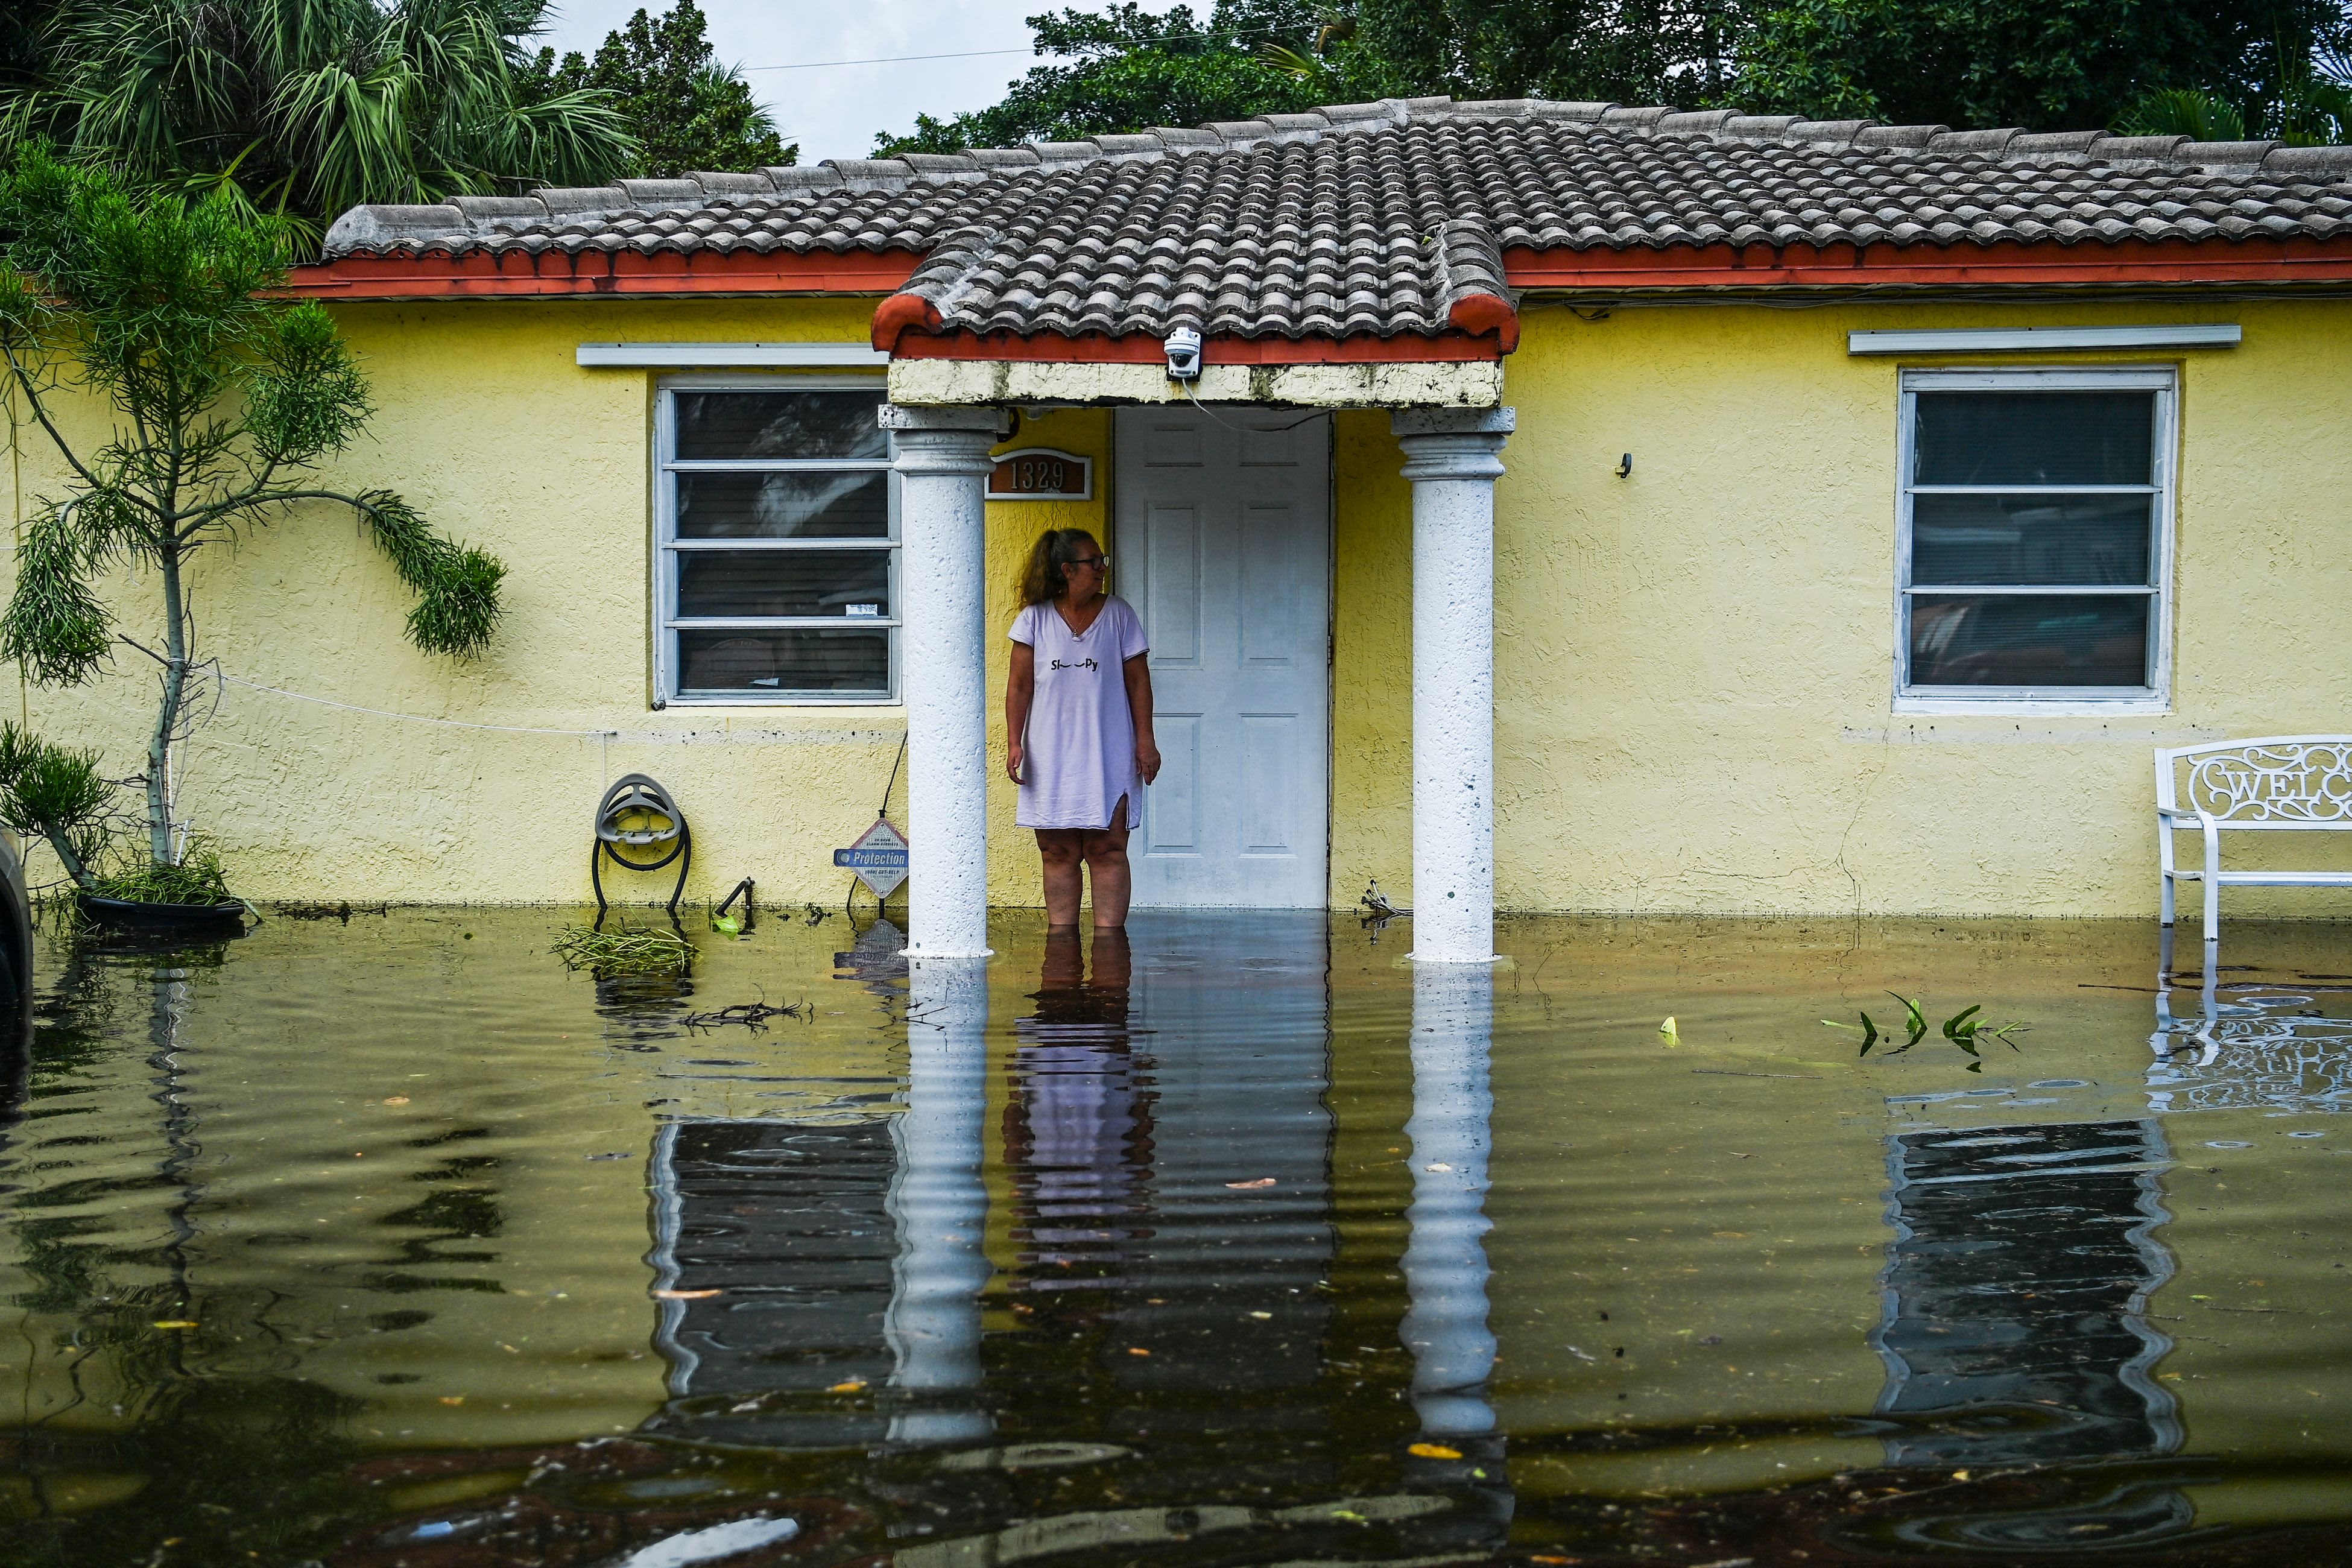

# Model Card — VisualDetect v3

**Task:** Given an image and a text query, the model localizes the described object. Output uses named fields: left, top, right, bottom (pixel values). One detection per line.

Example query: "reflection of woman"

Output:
left=1005, top=530, right=1160, bottom=928
left=1007, top=928, right=1149, bottom=1282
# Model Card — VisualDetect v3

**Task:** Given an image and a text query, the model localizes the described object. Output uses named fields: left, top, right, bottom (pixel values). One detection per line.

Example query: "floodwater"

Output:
left=2, top=908, right=2351, bottom=1567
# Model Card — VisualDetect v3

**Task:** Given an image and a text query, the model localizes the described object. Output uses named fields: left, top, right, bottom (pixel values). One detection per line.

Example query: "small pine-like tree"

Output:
left=526, top=0, right=791, bottom=176
left=0, top=148, right=507, bottom=888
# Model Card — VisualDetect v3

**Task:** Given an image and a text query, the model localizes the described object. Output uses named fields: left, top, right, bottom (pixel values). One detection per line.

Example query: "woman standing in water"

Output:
left=1005, top=529, right=1160, bottom=928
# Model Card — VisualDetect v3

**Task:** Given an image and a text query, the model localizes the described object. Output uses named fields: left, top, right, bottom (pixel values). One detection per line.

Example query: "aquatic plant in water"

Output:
left=551, top=924, right=694, bottom=977
left=1826, top=992, right=2027, bottom=1071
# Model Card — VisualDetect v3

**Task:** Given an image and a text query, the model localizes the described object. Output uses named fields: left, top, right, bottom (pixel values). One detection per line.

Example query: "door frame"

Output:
left=1111, top=405, right=1339, bottom=910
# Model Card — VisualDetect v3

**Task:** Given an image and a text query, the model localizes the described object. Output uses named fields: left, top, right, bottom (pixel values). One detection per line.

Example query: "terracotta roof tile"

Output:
left=321, top=95, right=2352, bottom=343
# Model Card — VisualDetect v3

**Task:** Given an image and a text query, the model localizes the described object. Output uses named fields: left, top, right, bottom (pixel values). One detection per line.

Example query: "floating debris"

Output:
left=681, top=997, right=811, bottom=1031
left=1359, top=879, right=1410, bottom=920
left=273, top=900, right=390, bottom=922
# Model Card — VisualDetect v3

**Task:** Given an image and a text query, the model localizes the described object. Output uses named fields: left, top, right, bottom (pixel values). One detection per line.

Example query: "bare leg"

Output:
left=1037, top=829, right=1084, bottom=926
left=1081, top=797, right=1133, bottom=929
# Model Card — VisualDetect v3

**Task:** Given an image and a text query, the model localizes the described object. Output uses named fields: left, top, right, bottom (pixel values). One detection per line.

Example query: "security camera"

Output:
left=1163, top=326, right=1203, bottom=381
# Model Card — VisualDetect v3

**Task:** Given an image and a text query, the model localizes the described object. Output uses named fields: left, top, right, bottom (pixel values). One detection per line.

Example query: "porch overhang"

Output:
left=887, top=356, right=1505, bottom=409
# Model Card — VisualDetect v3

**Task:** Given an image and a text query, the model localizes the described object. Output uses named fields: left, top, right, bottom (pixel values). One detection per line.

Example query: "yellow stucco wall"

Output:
left=1333, top=295, right=2352, bottom=917
left=1, top=298, right=1111, bottom=908
left=5, top=291, right=2348, bottom=915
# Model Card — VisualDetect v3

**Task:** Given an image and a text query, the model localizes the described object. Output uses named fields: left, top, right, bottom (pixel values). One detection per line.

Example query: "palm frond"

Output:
left=2118, top=87, right=2248, bottom=142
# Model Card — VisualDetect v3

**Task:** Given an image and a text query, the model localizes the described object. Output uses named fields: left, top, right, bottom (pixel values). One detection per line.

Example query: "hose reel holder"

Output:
left=592, top=773, right=691, bottom=917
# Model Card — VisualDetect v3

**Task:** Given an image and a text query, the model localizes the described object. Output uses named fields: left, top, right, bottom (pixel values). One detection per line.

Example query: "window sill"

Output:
left=1892, top=695, right=2170, bottom=718
left=657, top=698, right=905, bottom=711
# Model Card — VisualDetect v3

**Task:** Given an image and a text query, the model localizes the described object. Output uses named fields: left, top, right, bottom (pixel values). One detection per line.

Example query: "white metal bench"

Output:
left=2157, top=736, right=2352, bottom=944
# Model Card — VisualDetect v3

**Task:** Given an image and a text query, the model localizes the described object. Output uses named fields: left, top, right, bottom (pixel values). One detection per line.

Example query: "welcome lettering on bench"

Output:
left=2187, top=742, right=2352, bottom=822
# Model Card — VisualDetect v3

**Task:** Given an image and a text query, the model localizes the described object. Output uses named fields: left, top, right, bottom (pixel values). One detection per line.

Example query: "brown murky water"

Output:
left=2, top=908, right=2350, bottom=1566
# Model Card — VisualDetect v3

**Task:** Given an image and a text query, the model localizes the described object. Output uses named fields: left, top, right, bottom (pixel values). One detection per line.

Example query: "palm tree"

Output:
left=6, top=0, right=636, bottom=251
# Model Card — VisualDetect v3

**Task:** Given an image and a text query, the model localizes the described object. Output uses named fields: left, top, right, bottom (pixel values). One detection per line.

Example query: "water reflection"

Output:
left=12, top=911, right=2352, bottom=1563
left=1006, top=928, right=1149, bottom=1283
left=886, top=955, right=991, bottom=1444
left=999, top=920, right=1335, bottom=1413
left=1868, top=1119, right=2185, bottom=1547
left=1401, top=962, right=1513, bottom=1548
left=2149, top=928, right=2352, bottom=1114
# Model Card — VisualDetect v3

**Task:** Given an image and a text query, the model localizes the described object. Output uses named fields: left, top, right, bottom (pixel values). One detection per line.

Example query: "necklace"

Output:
left=1054, top=595, right=1105, bottom=637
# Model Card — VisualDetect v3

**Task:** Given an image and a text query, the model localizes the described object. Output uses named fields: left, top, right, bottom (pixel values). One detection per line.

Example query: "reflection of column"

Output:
left=883, top=404, right=1007, bottom=959
left=1395, top=407, right=1514, bottom=966
left=886, top=955, right=993, bottom=1443
left=1400, top=963, right=1497, bottom=1437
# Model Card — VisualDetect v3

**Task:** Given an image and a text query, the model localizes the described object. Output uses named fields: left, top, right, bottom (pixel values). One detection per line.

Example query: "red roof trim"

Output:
left=285, top=247, right=922, bottom=300
left=1502, top=235, right=2352, bottom=289
left=286, top=235, right=2352, bottom=315
left=887, top=328, right=1503, bottom=364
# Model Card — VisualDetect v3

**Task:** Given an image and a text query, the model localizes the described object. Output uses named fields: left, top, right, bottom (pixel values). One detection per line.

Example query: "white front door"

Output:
left=1118, top=408, right=1332, bottom=909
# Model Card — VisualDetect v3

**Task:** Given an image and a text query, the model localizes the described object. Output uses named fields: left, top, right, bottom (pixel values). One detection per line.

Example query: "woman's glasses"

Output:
left=1069, top=554, right=1108, bottom=569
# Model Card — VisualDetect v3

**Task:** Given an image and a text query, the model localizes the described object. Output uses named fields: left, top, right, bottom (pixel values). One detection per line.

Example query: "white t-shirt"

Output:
left=1010, top=596, right=1149, bottom=829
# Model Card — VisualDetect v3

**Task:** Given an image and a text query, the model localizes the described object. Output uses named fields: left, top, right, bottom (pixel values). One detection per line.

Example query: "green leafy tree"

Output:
left=1734, top=0, right=2278, bottom=131
left=0, top=723, right=117, bottom=890
left=524, top=0, right=791, bottom=176
left=0, top=148, right=505, bottom=882
left=879, top=1, right=1350, bottom=156
left=6, top=0, right=636, bottom=250
left=1348, top=0, right=1751, bottom=106
left=2120, top=4, right=2352, bottom=143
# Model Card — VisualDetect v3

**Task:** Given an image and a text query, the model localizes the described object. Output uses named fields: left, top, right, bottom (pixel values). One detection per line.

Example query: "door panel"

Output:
left=1119, top=409, right=1331, bottom=908
left=1146, top=713, right=1202, bottom=855
left=1143, top=504, right=1203, bottom=666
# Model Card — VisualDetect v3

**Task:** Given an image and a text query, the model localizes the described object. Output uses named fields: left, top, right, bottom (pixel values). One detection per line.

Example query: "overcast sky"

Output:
left=536, top=1, right=1188, bottom=165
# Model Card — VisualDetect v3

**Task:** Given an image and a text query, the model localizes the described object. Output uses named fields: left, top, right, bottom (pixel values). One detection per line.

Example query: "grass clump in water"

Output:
left=89, top=843, right=238, bottom=906
left=552, top=924, right=692, bottom=977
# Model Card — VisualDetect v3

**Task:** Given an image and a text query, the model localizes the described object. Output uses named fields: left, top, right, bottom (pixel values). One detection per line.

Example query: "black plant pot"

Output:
left=77, top=893, right=249, bottom=937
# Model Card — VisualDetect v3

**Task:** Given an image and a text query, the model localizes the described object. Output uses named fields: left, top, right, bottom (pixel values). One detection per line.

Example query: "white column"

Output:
left=1400, top=961, right=1498, bottom=1439
left=885, top=955, right=994, bottom=1444
left=883, top=405, right=1007, bottom=959
left=1394, top=408, right=1516, bottom=964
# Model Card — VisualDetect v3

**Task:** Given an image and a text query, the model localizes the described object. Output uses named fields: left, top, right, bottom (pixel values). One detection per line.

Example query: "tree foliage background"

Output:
left=523, top=0, right=792, bottom=177
left=884, top=0, right=2352, bottom=154
left=0, top=0, right=636, bottom=250
left=0, top=0, right=797, bottom=251
left=883, top=1, right=1341, bottom=154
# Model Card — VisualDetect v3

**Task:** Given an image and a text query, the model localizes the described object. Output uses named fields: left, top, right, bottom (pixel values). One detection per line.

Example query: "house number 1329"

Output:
left=989, top=448, right=1091, bottom=501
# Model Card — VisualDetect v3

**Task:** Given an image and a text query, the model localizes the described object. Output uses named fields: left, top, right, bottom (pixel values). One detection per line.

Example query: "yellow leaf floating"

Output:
left=1408, top=1442, right=1462, bottom=1459
left=826, top=1379, right=867, bottom=1394
left=151, top=1321, right=198, bottom=1330
left=1659, top=1016, right=1679, bottom=1045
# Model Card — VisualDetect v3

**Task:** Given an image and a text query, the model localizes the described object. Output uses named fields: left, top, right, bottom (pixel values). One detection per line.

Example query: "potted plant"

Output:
left=0, top=149, right=505, bottom=926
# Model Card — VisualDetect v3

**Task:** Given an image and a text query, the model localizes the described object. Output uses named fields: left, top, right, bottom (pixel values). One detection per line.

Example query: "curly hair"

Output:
left=1014, top=528, right=1102, bottom=607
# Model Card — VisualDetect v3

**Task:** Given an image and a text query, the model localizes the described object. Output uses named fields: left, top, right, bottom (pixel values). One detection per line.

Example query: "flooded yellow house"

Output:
left=14, top=96, right=2352, bottom=940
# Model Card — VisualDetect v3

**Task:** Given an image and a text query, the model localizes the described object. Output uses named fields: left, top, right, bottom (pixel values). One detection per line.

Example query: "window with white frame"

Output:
left=1897, top=367, right=2175, bottom=707
left=656, top=379, right=896, bottom=704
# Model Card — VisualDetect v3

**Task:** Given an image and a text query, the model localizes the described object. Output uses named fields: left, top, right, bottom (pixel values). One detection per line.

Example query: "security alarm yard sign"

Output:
left=835, top=818, right=909, bottom=898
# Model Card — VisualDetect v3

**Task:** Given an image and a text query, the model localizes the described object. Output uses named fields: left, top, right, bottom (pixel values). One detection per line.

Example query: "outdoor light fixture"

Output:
left=1614, top=452, right=1634, bottom=478
left=1163, top=326, right=1204, bottom=381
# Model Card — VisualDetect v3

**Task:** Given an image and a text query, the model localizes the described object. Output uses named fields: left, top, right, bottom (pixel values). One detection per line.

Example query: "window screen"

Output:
left=1899, top=373, right=2172, bottom=701
left=658, top=385, right=895, bottom=703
